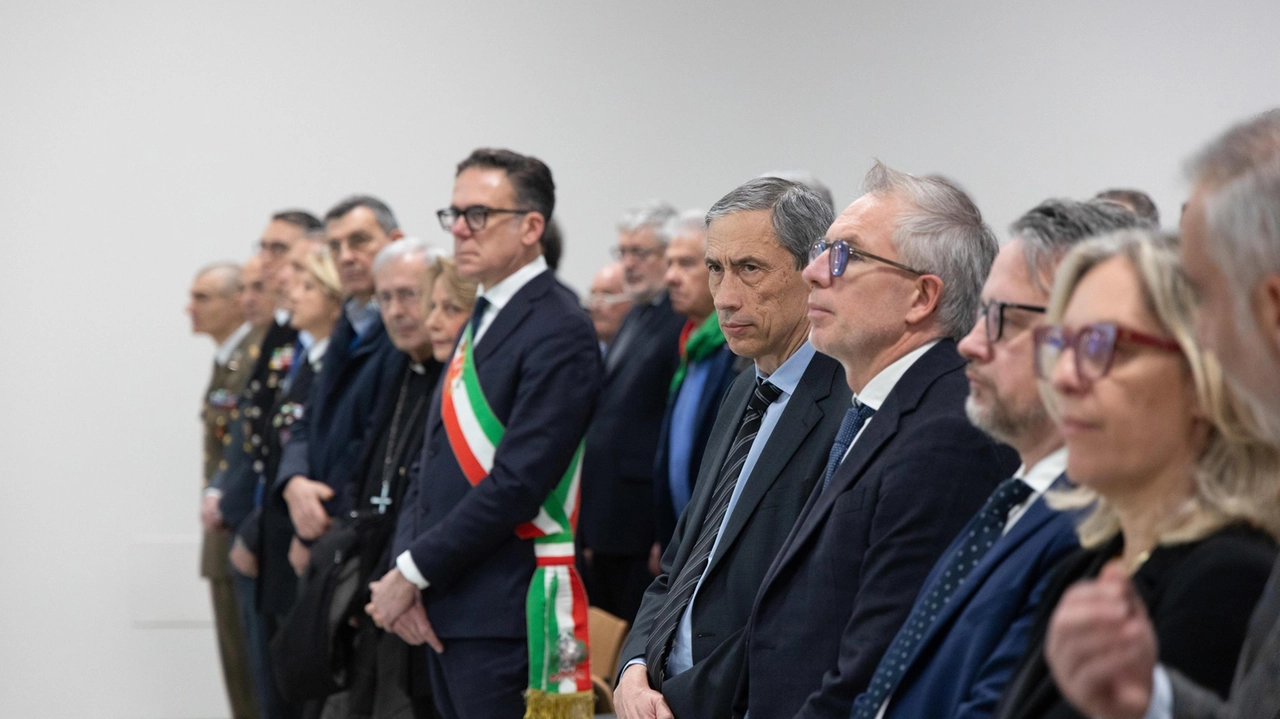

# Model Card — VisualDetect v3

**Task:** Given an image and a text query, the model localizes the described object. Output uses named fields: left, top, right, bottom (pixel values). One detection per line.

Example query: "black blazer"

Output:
left=736, top=340, right=1019, bottom=719
left=994, top=523, right=1278, bottom=719
left=275, top=309, right=404, bottom=509
left=653, top=344, right=742, bottom=550
left=621, top=350, right=852, bottom=718
left=392, top=269, right=603, bottom=640
left=578, top=293, right=686, bottom=556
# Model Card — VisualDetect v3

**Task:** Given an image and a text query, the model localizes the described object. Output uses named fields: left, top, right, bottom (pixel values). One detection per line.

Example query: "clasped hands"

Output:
left=366, top=567, right=444, bottom=654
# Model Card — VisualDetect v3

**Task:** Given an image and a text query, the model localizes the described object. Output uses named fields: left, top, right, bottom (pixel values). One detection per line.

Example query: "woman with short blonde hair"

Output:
left=996, top=230, right=1280, bottom=719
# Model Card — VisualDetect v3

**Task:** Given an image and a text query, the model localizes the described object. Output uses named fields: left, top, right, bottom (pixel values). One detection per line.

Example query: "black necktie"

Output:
left=469, top=296, right=490, bottom=341
left=646, top=378, right=783, bottom=688
left=850, top=477, right=1034, bottom=719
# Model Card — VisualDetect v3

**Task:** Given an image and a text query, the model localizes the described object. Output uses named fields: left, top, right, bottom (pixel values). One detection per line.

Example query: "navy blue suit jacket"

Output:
left=735, top=340, right=1019, bottom=719
left=866, top=476, right=1079, bottom=719
left=393, top=269, right=603, bottom=640
left=653, top=344, right=741, bottom=549
left=275, top=310, right=404, bottom=508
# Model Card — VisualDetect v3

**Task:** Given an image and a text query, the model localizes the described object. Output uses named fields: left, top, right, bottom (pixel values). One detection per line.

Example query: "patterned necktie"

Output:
left=645, top=378, right=784, bottom=688
left=849, top=477, right=1034, bottom=719
left=469, top=296, right=490, bottom=341
left=821, top=402, right=877, bottom=491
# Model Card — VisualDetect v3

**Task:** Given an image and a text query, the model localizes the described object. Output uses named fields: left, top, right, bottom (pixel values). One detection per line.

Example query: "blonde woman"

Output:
left=424, top=256, right=478, bottom=363
left=994, top=230, right=1280, bottom=719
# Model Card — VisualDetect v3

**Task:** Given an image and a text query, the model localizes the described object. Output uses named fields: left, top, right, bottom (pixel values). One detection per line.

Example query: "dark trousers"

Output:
left=419, top=638, right=526, bottom=719
left=233, top=569, right=297, bottom=719
left=582, top=551, right=653, bottom=624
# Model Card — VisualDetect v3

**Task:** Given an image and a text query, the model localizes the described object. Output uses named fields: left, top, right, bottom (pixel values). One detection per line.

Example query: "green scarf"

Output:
left=669, top=314, right=727, bottom=395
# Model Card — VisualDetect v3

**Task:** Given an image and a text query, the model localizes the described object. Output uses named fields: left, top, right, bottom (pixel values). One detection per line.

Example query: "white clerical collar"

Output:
left=852, top=339, right=940, bottom=411
left=1015, top=446, right=1068, bottom=495
left=274, top=307, right=291, bottom=326
left=308, top=337, right=330, bottom=370
left=214, top=322, right=253, bottom=367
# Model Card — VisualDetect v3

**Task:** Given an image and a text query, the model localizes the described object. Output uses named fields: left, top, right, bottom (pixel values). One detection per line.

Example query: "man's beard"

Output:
left=965, top=388, right=1049, bottom=448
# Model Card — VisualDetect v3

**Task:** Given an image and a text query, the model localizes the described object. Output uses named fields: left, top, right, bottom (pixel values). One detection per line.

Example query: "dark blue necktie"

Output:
left=850, top=477, right=1034, bottom=719
left=469, top=296, right=490, bottom=341
left=821, top=402, right=876, bottom=491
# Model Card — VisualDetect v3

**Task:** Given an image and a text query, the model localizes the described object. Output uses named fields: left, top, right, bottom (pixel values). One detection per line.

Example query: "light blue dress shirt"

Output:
left=664, top=342, right=817, bottom=677
left=668, top=358, right=714, bottom=519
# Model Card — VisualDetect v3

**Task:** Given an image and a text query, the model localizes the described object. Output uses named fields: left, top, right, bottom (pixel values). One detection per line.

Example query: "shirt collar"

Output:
left=214, top=322, right=253, bottom=367
left=853, top=339, right=940, bottom=411
left=307, top=337, right=330, bottom=369
left=755, top=341, right=816, bottom=399
left=344, top=297, right=381, bottom=338
left=477, top=255, right=549, bottom=314
left=274, top=307, right=291, bottom=326
left=1014, top=446, right=1068, bottom=494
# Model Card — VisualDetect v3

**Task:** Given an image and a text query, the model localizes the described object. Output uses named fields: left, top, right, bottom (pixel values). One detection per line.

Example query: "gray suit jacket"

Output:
left=1171, top=553, right=1280, bottom=719
left=619, top=350, right=852, bottom=718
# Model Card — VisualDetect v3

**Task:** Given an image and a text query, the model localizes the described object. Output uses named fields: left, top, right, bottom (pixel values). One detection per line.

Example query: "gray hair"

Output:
left=664, top=208, right=708, bottom=246
left=1011, top=198, right=1151, bottom=293
left=862, top=161, right=998, bottom=340
left=705, top=177, right=835, bottom=269
left=760, top=170, right=836, bottom=215
left=618, top=200, right=679, bottom=245
left=1185, top=109, right=1280, bottom=304
left=325, top=195, right=400, bottom=234
left=1093, top=188, right=1161, bottom=226
left=195, top=262, right=242, bottom=294
left=372, top=237, right=437, bottom=276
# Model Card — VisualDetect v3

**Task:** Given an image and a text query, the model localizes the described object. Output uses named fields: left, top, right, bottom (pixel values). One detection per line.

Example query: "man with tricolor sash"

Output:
left=366, top=148, right=602, bottom=719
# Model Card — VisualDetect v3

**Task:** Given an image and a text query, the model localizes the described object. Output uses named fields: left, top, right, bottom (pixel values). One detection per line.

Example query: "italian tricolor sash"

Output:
left=440, top=324, right=593, bottom=719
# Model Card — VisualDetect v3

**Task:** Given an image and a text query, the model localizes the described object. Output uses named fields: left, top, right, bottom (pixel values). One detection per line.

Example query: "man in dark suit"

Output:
left=1046, top=109, right=1280, bottom=719
left=734, top=162, right=1020, bottom=719
left=277, top=196, right=405, bottom=563
left=846, top=199, right=1146, bottom=719
left=613, top=178, right=848, bottom=719
left=652, top=210, right=741, bottom=554
left=579, top=200, right=686, bottom=623
left=366, top=148, right=602, bottom=719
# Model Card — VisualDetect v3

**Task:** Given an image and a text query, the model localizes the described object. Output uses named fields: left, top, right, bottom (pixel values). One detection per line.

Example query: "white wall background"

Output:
left=1, top=1, right=1277, bottom=716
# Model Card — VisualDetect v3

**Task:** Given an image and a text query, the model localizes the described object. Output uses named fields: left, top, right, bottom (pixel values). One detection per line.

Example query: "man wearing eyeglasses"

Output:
left=732, top=162, right=1019, bottom=719
left=840, top=198, right=1143, bottom=719
left=577, top=201, right=689, bottom=624
left=586, top=262, right=633, bottom=355
left=367, top=148, right=602, bottom=719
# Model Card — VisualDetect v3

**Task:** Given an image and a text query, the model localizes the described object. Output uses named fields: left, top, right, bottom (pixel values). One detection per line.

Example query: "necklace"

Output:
left=371, top=368, right=428, bottom=514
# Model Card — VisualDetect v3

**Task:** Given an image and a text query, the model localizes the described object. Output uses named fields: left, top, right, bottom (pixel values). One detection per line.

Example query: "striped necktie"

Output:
left=645, top=378, right=783, bottom=687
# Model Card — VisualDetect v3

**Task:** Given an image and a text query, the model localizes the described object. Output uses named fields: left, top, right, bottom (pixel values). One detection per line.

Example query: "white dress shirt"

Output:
left=396, top=255, right=550, bottom=590
left=214, top=322, right=253, bottom=367
left=842, top=340, right=940, bottom=461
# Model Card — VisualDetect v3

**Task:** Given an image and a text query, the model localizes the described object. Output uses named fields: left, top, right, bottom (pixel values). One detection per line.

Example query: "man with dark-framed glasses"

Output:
left=842, top=197, right=1142, bottom=719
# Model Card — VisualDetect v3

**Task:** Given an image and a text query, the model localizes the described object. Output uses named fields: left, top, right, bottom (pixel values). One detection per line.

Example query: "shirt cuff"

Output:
left=1139, top=665, right=1172, bottom=719
left=396, top=550, right=430, bottom=590
left=203, top=487, right=223, bottom=498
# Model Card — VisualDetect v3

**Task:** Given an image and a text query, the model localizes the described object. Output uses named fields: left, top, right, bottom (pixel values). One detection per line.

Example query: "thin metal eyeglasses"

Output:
left=979, top=300, right=1047, bottom=343
left=611, top=246, right=663, bottom=261
left=1032, top=322, right=1182, bottom=384
left=437, top=205, right=533, bottom=232
left=809, top=239, right=928, bottom=278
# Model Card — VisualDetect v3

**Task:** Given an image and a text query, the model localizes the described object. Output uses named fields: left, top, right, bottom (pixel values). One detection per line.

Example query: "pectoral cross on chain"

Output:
left=370, top=480, right=393, bottom=514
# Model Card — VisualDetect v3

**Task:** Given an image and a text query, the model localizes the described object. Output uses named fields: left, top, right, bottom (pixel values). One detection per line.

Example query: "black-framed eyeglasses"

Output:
left=809, top=239, right=927, bottom=278
left=979, top=300, right=1047, bottom=343
left=436, top=205, right=533, bottom=232
left=1032, top=322, right=1182, bottom=385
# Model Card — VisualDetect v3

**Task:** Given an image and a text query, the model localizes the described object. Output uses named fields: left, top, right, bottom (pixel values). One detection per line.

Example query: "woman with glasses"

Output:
left=994, top=230, right=1280, bottom=719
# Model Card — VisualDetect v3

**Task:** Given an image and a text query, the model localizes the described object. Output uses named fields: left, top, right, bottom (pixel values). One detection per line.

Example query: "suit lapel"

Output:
left=905, top=476, right=1071, bottom=667
left=767, top=341, right=964, bottom=578
left=704, top=356, right=833, bottom=576
left=472, top=270, right=553, bottom=366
